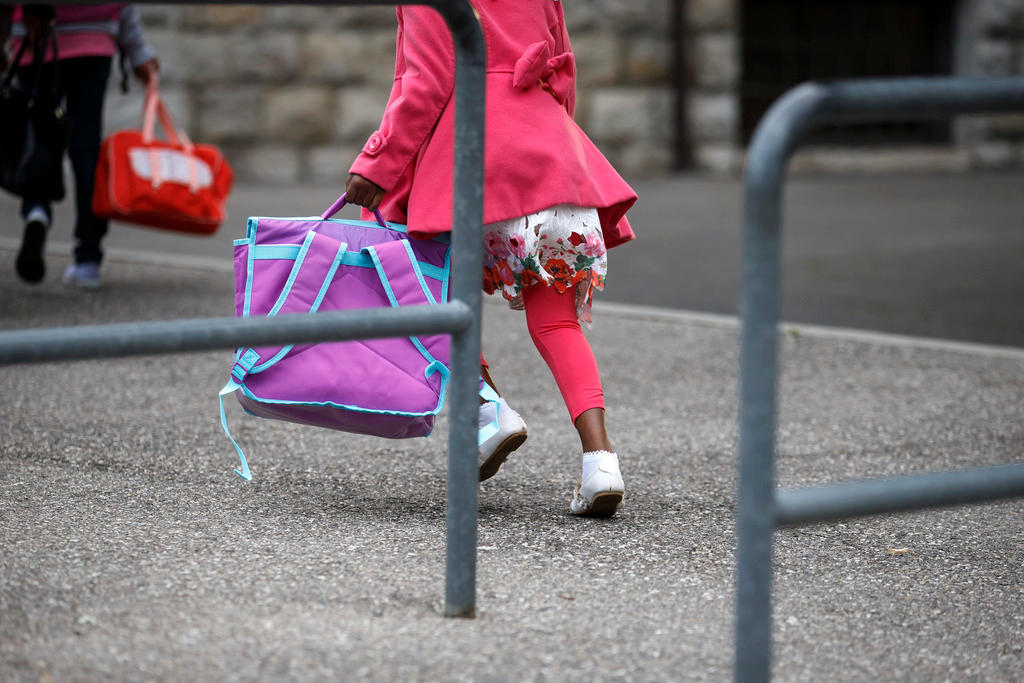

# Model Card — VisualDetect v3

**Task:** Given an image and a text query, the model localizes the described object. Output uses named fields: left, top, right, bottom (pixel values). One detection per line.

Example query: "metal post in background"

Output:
left=736, top=76, right=1024, bottom=682
left=0, top=0, right=487, bottom=618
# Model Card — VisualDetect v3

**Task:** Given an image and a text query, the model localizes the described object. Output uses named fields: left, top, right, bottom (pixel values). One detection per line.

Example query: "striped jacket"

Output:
left=8, top=4, right=155, bottom=67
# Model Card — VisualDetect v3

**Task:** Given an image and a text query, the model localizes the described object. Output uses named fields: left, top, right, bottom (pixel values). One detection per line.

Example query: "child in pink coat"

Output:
left=346, top=1, right=637, bottom=517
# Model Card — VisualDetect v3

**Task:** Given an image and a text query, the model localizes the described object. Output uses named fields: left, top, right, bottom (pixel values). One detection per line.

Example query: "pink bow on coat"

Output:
left=512, top=41, right=576, bottom=107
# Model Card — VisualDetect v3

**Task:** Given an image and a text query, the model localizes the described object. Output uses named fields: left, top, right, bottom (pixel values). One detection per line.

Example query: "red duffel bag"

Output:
left=93, top=82, right=233, bottom=235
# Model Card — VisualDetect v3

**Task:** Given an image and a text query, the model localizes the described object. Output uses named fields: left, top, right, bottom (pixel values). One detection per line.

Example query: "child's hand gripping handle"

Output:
left=321, top=192, right=388, bottom=229
left=344, top=173, right=386, bottom=214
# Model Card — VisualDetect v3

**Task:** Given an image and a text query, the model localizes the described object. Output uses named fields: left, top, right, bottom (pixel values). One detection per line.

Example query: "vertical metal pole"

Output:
left=735, top=83, right=828, bottom=681
left=734, top=162, right=781, bottom=683
left=735, top=77, right=1024, bottom=681
left=440, top=0, right=487, bottom=618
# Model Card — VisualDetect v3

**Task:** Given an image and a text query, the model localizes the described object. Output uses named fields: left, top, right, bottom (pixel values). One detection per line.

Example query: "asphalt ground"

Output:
left=1, top=235, right=1023, bottom=680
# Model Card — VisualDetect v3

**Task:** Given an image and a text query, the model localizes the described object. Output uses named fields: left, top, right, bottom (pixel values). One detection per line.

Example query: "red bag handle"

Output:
left=142, top=77, right=192, bottom=147
left=140, top=78, right=201, bottom=192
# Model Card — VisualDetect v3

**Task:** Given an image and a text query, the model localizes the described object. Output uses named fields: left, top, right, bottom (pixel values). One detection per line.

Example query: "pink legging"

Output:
left=517, top=283, right=605, bottom=421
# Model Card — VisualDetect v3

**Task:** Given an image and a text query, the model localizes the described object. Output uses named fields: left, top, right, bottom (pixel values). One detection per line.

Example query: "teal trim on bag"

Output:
left=245, top=216, right=450, bottom=245
left=237, top=382, right=445, bottom=418
left=365, top=244, right=400, bottom=308
left=327, top=217, right=409, bottom=233
left=426, top=359, right=450, bottom=417
left=364, top=241, right=449, bottom=417
left=246, top=216, right=410, bottom=234
left=232, top=349, right=261, bottom=380
left=243, top=224, right=257, bottom=319
left=416, top=261, right=446, bottom=284
left=266, top=231, right=317, bottom=317
left=342, top=251, right=373, bottom=269
left=441, top=246, right=451, bottom=303
left=252, top=244, right=302, bottom=260
left=401, top=240, right=437, bottom=305
left=248, top=243, right=447, bottom=283
left=251, top=238, right=348, bottom=374
left=311, top=242, right=347, bottom=311
left=219, top=379, right=252, bottom=481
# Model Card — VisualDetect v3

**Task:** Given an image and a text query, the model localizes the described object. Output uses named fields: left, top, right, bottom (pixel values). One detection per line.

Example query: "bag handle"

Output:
left=0, top=33, right=31, bottom=91
left=141, top=78, right=205, bottom=191
left=141, top=78, right=190, bottom=147
left=2, top=24, right=59, bottom=99
left=321, top=192, right=388, bottom=229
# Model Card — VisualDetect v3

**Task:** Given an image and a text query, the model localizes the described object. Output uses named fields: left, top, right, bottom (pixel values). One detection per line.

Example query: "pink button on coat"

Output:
left=349, top=1, right=637, bottom=249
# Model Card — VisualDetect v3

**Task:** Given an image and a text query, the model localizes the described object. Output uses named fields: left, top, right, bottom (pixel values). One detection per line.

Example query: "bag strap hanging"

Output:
left=0, top=32, right=31, bottom=91
left=2, top=22, right=60, bottom=103
left=219, top=231, right=349, bottom=481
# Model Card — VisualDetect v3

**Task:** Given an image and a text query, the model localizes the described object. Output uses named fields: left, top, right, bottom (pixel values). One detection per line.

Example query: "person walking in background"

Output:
left=3, top=4, right=158, bottom=287
left=345, top=2, right=637, bottom=517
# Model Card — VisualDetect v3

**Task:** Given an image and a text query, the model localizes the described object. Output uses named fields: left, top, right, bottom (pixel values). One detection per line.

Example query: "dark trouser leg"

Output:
left=15, top=62, right=55, bottom=282
left=63, top=57, right=112, bottom=265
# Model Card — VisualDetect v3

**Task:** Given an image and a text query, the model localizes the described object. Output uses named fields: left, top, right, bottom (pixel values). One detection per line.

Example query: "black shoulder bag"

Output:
left=0, top=24, right=69, bottom=200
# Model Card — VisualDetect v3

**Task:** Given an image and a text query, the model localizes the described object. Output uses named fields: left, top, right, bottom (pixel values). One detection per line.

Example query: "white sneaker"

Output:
left=478, top=396, right=527, bottom=482
left=570, top=451, right=624, bottom=517
left=63, top=262, right=101, bottom=289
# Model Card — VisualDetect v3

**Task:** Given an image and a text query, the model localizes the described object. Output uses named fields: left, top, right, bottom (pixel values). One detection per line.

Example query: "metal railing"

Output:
left=0, top=0, right=486, bottom=618
left=736, top=76, right=1024, bottom=682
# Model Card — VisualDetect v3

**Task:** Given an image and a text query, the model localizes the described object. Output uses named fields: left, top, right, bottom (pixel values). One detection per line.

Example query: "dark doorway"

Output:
left=741, top=0, right=958, bottom=145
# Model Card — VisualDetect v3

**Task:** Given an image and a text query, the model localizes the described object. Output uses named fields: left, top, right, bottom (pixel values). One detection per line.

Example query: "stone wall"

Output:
left=104, top=2, right=680, bottom=184
left=956, top=0, right=1024, bottom=167
left=681, top=0, right=739, bottom=173
left=100, top=1, right=1024, bottom=182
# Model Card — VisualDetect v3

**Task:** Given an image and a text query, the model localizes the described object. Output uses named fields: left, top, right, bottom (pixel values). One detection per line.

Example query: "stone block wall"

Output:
left=99, top=0, right=1024, bottom=182
left=957, top=0, right=1024, bottom=167
left=681, top=0, right=740, bottom=173
left=104, top=2, right=680, bottom=184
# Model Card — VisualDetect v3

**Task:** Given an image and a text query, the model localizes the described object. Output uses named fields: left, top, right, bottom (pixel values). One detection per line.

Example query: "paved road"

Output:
left=1, top=173, right=1023, bottom=680
left=1, top=236, right=1023, bottom=681
left=2, top=170, right=1023, bottom=347
left=618, top=171, right=1024, bottom=348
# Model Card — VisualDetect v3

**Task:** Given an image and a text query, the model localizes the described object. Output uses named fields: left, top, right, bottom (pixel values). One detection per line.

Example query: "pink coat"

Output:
left=349, top=1, right=637, bottom=249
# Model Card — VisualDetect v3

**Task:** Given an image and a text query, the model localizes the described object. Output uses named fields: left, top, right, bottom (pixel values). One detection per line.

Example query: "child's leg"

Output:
left=521, top=282, right=613, bottom=453
left=523, top=282, right=622, bottom=516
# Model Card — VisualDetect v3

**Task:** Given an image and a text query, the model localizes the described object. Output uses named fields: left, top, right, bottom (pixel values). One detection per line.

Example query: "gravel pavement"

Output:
left=1, top=247, right=1022, bottom=681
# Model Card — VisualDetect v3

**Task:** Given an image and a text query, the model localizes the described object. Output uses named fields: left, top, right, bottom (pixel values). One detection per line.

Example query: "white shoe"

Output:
left=63, top=262, right=101, bottom=289
left=478, top=396, right=527, bottom=482
left=570, top=451, right=624, bottom=517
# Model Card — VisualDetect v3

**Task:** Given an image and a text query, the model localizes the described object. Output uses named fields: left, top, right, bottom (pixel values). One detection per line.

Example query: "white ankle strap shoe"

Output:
left=478, top=386, right=527, bottom=482
left=570, top=451, right=624, bottom=517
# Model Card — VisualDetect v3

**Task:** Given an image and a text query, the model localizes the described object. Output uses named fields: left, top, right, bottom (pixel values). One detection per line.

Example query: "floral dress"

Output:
left=481, top=204, right=607, bottom=325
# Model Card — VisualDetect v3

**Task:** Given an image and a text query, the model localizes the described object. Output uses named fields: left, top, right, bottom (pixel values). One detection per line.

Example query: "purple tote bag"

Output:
left=219, top=194, right=452, bottom=480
